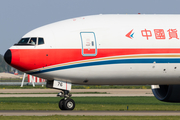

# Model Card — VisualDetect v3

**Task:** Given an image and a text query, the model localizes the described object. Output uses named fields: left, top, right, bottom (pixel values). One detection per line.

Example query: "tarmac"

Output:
left=0, top=89, right=153, bottom=97
left=1, top=110, right=180, bottom=116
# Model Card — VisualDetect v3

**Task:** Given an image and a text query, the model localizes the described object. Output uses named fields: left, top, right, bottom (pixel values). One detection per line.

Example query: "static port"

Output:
left=83, top=80, right=89, bottom=83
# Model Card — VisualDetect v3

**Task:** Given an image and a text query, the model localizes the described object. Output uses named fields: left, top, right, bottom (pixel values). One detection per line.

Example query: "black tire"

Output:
left=63, top=98, right=75, bottom=110
left=59, top=99, right=65, bottom=110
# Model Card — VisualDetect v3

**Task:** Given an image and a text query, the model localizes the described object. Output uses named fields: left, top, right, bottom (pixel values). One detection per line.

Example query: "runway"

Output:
left=1, top=110, right=180, bottom=116
left=0, top=89, right=153, bottom=97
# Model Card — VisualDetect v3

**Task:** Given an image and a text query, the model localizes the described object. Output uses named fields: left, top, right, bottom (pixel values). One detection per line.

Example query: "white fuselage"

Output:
left=7, top=14, right=180, bottom=85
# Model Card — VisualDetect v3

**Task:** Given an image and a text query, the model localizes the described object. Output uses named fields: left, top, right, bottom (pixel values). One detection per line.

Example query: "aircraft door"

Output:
left=80, top=32, right=97, bottom=56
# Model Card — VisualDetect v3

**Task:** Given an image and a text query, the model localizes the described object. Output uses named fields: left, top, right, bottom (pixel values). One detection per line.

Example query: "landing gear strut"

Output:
left=57, top=90, right=75, bottom=110
left=46, top=80, right=74, bottom=110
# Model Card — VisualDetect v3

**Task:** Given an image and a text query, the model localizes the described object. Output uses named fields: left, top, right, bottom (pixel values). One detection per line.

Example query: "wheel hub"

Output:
left=67, top=101, right=73, bottom=108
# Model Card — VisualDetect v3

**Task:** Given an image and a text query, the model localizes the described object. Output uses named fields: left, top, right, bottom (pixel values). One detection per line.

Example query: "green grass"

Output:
left=0, top=78, right=26, bottom=80
left=0, top=97, right=180, bottom=111
left=0, top=85, right=47, bottom=89
left=0, top=85, right=151, bottom=89
left=0, top=116, right=180, bottom=120
left=72, top=85, right=151, bottom=89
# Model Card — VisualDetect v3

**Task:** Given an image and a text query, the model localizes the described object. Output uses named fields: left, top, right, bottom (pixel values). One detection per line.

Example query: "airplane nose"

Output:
left=4, top=49, right=12, bottom=64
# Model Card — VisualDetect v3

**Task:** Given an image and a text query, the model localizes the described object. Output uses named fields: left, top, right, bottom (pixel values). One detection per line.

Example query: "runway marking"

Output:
left=1, top=110, right=180, bottom=116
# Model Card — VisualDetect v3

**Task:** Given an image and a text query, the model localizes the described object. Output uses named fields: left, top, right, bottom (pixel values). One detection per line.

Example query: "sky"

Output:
left=1, top=0, right=180, bottom=55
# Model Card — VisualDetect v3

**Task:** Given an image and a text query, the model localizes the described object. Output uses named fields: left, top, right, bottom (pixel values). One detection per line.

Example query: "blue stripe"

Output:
left=29, top=58, right=180, bottom=74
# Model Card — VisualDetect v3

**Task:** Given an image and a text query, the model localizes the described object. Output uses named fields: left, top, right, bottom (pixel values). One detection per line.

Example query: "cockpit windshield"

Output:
left=15, top=37, right=44, bottom=45
left=29, top=38, right=37, bottom=44
left=18, top=38, right=30, bottom=44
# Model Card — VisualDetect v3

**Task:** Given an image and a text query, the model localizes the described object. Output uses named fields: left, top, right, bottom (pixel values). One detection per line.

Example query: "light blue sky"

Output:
left=1, top=0, right=180, bottom=55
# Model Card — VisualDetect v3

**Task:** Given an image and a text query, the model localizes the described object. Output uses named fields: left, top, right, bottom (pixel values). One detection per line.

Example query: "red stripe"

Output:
left=28, top=74, right=30, bottom=82
left=84, top=49, right=96, bottom=54
left=10, top=48, right=180, bottom=71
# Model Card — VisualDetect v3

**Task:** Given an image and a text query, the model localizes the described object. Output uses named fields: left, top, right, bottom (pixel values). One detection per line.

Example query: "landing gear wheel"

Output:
left=57, top=90, right=75, bottom=110
left=59, top=99, right=65, bottom=110
left=63, top=98, right=75, bottom=110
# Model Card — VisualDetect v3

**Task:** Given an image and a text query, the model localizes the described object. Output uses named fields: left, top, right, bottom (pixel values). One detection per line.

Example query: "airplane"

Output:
left=4, top=14, right=180, bottom=110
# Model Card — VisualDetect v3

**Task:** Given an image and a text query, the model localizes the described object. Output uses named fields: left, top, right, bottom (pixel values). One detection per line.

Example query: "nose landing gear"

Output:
left=46, top=80, right=74, bottom=110
left=57, top=90, right=75, bottom=110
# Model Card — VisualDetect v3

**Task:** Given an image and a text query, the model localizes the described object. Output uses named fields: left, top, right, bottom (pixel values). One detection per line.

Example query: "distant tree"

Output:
left=0, top=54, right=11, bottom=72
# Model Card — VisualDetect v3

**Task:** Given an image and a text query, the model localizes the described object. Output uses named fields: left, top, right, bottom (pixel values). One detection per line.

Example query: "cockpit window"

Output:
left=15, top=37, right=45, bottom=46
left=29, top=37, right=37, bottom=45
left=38, top=38, right=44, bottom=45
left=18, top=38, right=30, bottom=44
